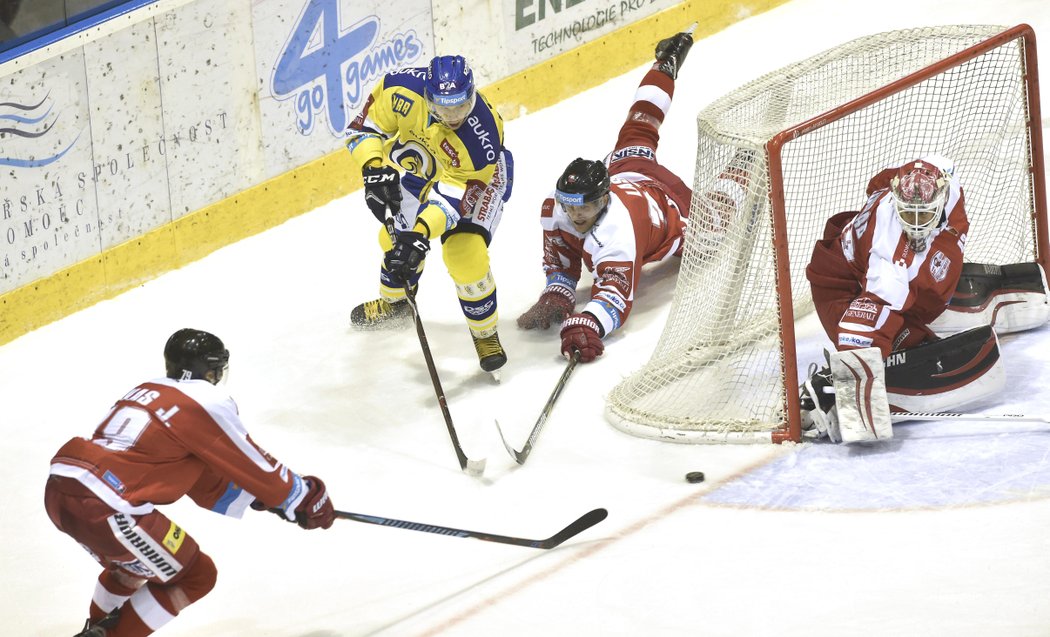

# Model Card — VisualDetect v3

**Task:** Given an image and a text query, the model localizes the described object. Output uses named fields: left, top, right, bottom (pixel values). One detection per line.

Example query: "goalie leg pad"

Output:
left=885, top=325, right=1005, bottom=414
left=829, top=347, right=892, bottom=443
left=929, top=262, right=1050, bottom=336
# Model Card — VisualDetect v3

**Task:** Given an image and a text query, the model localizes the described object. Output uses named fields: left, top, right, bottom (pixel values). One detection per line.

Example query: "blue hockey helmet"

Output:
left=424, top=55, right=476, bottom=129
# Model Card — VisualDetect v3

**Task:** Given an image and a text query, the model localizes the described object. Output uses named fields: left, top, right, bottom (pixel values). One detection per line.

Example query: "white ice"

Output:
left=4, top=0, right=1050, bottom=635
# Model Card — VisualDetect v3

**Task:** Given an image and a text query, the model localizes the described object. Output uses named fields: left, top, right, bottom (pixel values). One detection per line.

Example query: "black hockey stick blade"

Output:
left=494, top=418, right=528, bottom=464
left=495, top=352, right=580, bottom=465
left=334, top=507, right=608, bottom=550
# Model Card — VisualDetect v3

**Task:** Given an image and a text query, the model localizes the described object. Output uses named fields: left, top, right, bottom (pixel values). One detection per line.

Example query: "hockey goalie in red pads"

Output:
left=801, top=156, right=1049, bottom=442
left=45, top=329, right=335, bottom=636
left=517, top=29, right=695, bottom=362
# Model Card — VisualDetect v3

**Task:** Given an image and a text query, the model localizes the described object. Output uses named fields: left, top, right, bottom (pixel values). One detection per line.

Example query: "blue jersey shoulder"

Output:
left=383, top=67, right=428, bottom=94
left=457, top=100, right=502, bottom=169
left=381, top=68, right=427, bottom=120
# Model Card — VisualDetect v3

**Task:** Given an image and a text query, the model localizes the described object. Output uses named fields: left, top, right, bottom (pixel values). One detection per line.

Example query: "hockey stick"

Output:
left=334, top=506, right=608, bottom=550
left=384, top=218, right=486, bottom=477
left=495, top=351, right=581, bottom=465
left=890, top=411, right=1050, bottom=424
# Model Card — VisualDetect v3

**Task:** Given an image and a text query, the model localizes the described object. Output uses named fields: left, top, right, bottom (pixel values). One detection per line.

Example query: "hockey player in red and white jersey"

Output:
left=799, top=156, right=1042, bottom=443
left=806, top=156, right=970, bottom=358
left=517, top=29, right=695, bottom=362
left=45, top=329, right=336, bottom=637
left=801, top=156, right=1050, bottom=443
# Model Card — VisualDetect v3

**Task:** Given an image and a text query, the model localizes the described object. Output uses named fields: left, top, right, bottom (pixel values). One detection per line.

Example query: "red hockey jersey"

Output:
left=539, top=170, right=688, bottom=337
left=49, top=377, right=307, bottom=519
left=806, top=158, right=969, bottom=354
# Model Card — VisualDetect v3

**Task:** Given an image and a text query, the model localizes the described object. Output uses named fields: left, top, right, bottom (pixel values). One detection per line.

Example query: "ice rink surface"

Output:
left=3, top=0, right=1050, bottom=635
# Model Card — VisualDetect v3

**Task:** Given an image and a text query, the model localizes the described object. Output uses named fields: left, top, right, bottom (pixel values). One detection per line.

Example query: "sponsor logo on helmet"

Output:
left=556, top=191, right=585, bottom=206
left=431, top=92, right=469, bottom=106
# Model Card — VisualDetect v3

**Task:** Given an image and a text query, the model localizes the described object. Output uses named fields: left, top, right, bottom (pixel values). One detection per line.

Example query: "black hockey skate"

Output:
left=74, top=608, right=121, bottom=637
left=350, top=297, right=412, bottom=329
left=799, top=362, right=837, bottom=439
left=654, top=30, right=694, bottom=80
left=472, top=331, right=507, bottom=374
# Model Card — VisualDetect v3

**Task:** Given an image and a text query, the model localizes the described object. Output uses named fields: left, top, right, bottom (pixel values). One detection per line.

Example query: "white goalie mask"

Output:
left=890, top=159, right=950, bottom=251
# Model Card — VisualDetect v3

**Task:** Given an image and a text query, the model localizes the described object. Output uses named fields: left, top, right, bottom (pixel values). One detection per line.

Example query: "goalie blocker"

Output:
left=802, top=325, right=1005, bottom=442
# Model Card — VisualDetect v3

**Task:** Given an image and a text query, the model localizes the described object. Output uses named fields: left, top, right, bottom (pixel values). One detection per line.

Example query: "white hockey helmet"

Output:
left=890, top=159, right=950, bottom=250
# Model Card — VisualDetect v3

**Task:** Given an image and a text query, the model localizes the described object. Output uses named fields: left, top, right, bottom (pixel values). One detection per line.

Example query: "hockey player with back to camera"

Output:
left=345, top=54, right=514, bottom=375
left=45, top=329, right=336, bottom=637
left=517, top=28, right=700, bottom=363
left=801, top=156, right=1049, bottom=443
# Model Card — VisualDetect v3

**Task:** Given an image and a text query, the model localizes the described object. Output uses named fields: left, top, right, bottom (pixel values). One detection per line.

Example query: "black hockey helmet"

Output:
left=164, top=328, right=230, bottom=384
left=555, top=158, right=610, bottom=206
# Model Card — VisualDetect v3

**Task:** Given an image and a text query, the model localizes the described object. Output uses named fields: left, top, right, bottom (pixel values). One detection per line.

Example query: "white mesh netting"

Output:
left=606, top=25, right=1042, bottom=443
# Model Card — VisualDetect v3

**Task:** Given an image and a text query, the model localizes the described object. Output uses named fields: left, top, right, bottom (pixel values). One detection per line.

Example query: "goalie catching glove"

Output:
left=560, top=313, right=604, bottom=362
left=251, top=475, right=335, bottom=530
left=362, top=165, right=402, bottom=223
left=518, top=285, right=575, bottom=330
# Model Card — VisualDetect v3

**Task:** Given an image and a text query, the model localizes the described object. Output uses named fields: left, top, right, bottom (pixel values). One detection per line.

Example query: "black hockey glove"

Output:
left=362, top=165, right=401, bottom=223
left=654, top=31, right=694, bottom=80
left=385, top=231, right=430, bottom=281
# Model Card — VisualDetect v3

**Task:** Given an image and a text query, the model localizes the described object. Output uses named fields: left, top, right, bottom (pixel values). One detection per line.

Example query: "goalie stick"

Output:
left=890, top=411, right=1050, bottom=424
left=334, top=506, right=608, bottom=550
left=384, top=218, right=486, bottom=477
left=495, top=351, right=581, bottom=465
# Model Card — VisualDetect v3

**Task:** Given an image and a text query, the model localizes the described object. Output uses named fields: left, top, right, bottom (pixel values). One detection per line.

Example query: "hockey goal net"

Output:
left=606, top=24, right=1048, bottom=443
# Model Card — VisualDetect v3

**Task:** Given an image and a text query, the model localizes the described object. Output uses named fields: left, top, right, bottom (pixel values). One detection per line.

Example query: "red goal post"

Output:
left=606, top=24, right=1047, bottom=444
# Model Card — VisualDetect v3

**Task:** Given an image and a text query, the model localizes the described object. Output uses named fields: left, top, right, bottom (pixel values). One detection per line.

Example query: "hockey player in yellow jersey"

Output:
left=346, top=55, right=513, bottom=374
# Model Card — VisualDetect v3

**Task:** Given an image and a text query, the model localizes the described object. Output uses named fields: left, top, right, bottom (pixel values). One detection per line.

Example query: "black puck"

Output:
left=685, top=471, right=705, bottom=483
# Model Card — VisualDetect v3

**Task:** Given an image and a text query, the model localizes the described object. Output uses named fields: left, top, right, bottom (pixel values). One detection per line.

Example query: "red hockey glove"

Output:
left=295, top=476, right=335, bottom=530
left=518, top=286, right=575, bottom=330
left=560, top=313, right=604, bottom=362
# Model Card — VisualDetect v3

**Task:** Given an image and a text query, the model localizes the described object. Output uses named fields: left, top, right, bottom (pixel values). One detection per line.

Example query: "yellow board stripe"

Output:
left=0, top=0, right=788, bottom=347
